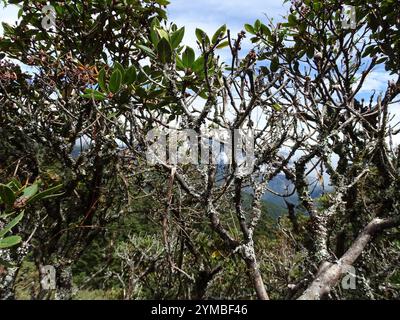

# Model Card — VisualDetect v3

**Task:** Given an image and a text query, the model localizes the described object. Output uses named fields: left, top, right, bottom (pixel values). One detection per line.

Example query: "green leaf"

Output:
left=216, top=41, right=229, bottom=49
left=135, top=44, right=156, bottom=58
left=23, top=183, right=38, bottom=199
left=0, top=235, right=22, bottom=249
left=171, top=27, right=185, bottom=49
left=212, top=24, right=226, bottom=44
left=27, top=184, right=63, bottom=205
left=288, top=14, right=297, bottom=26
left=109, top=69, right=123, bottom=93
left=150, top=28, right=160, bottom=46
left=260, top=24, right=271, bottom=37
left=182, top=47, right=195, bottom=68
left=124, top=66, right=137, bottom=85
left=81, top=89, right=107, bottom=101
left=157, top=28, right=170, bottom=42
left=157, top=37, right=172, bottom=64
left=254, top=19, right=261, bottom=31
left=244, top=24, right=255, bottom=35
left=362, top=45, right=378, bottom=58
left=154, top=0, right=170, bottom=5
left=0, top=184, right=15, bottom=207
left=176, top=56, right=185, bottom=70
left=195, top=28, right=210, bottom=46
left=98, top=68, right=107, bottom=92
left=270, top=56, right=279, bottom=72
left=192, top=56, right=205, bottom=73
left=113, top=62, right=125, bottom=77
left=0, top=211, right=24, bottom=238
left=1, top=23, right=14, bottom=36
left=217, top=41, right=229, bottom=49
left=151, top=17, right=161, bottom=29
left=6, top=178, right=22, bottom=193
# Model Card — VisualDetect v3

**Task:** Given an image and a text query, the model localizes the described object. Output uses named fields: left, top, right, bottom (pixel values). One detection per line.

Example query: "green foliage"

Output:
left=0, top=179, right=63, bottom=251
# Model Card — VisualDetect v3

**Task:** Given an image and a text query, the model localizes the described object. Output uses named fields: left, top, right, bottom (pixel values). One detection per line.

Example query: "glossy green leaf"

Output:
left=216, top=41, right=229, bottom=49
left=0, top=211, right=24, bottom=238
left=150, top=28, right=160, bottom=46
left=113, top=62, right=125, bottom=76
left=135, top=44, right=156, bottom=58
left=157, top=37, right=172, bottom=64
left=23, top=183, right=38, bottom=199
left=288, top=14, right=297, bottom=26
left=98, top=68, right=107, bottom=92
left=195, top=28, right=210, bottom=46
left=124, top=66, right=137, bottom=85
left=244, top=24, right=255, bottom=34
left=81, top=89, right=107, bottom=101
left=171, top=27, right=185, bottom=48
left=0, top=235, right=22, bottom=249
left=0, top=184, right=15, bottom=207
left=109, top=69, right=123, bottom=93
left=182, top=47, right=195, bottom=68
left=260, top=24, right=271, bottom=37
left=154, top=0, right=170, bottom=5
left=1, top=23, right=14, bottom=36
left=176, top=56, right=185, bottom=70
left=27, top=184, right=64, bottom=205
left=157, top=28, right=170, bottom=42
left=212, top=24, right=226, bottom=44
left=192, top=56, right=205, bottom=73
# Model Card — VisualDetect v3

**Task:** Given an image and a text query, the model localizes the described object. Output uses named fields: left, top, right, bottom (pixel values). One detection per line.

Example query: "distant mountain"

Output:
left=262, top=174, right=329, bottom=215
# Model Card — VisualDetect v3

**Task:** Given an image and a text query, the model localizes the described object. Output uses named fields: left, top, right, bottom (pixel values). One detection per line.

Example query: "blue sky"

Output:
left=167, top=0, right=288, bottom=47
left=0, top=0, right=289, bottom=35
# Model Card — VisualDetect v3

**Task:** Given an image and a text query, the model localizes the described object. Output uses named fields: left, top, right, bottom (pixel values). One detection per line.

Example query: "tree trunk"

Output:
left=55, top=264, right=73, bottom=300
left=245, top=256, right=269, bottom=300
left=0, top=265, right=19, bottom=300
left=299, top=217, right=400, bottom=300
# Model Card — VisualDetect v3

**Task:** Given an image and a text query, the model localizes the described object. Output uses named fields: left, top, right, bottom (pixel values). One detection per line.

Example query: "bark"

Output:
left=244, top=255, right=269, bottom=300
left=298, top=217, right=400, bottom=300
left=0, top=265, right=19, bottom=300
left=0, top=242, right=28, bottom=299
left=55, top=264, right=73, bottom=300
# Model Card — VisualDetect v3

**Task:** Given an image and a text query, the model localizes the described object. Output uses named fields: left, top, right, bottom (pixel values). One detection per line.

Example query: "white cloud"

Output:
left=355, top=69, right=397, bottom=94
left=168, top=0, right=289, bottom=49
left=389, top=102, right=400, bottom=146
left=0, top=4, right=19, bottom=35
